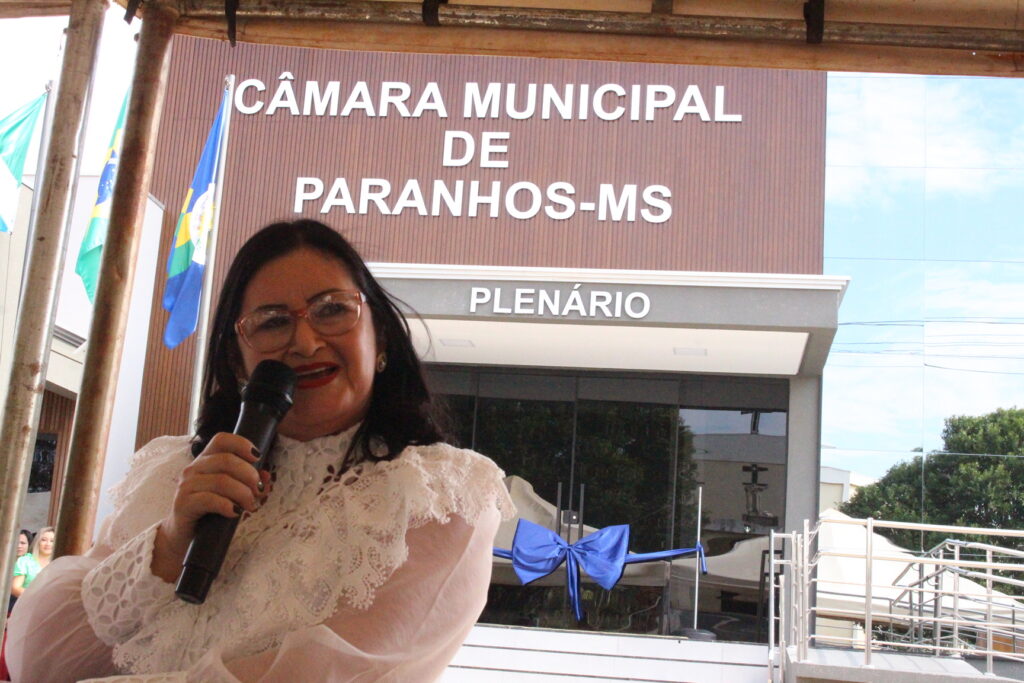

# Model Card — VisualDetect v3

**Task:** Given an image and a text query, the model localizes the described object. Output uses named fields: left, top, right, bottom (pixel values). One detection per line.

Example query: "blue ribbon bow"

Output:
left=494, top=519, right=707, bottom=622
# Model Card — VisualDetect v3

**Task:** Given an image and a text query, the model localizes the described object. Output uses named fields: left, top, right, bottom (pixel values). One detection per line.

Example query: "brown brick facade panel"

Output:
left=40, top=389, right=75, bottom=523
left=136, top=36, right=825, bottom=446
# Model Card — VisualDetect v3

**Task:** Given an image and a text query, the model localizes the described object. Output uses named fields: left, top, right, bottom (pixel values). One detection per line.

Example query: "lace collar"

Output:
left=273, top=421, right=360, bottom=454
left=254, top=423, right=367, bottom=512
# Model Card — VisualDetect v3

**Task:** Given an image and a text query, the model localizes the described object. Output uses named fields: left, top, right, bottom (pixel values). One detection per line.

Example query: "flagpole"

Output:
left=17, top=81, right=56, bottom=311
left=19, top=28, right=66, bottom=301
left=188, top=75, right=234, bottom=428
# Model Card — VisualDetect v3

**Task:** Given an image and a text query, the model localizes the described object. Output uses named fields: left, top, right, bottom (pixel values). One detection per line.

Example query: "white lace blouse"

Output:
left=6, top=429, right=515, bottom=682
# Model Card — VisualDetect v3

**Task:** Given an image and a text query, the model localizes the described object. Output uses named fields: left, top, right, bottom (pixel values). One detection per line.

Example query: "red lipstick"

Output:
left=292, top=362, right=340, bottom=389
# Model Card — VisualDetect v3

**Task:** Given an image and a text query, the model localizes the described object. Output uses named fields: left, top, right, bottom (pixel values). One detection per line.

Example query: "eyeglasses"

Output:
left=235, top=290, right=367, bottom=353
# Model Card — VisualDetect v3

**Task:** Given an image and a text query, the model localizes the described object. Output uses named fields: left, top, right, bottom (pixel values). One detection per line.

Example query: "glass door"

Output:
left=475, top=394, right=576, bottom=628
left=572, top=399, right=690, bottom=633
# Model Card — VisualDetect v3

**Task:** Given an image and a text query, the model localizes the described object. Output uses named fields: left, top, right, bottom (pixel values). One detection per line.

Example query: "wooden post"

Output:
left=54, top=0, right=178, bottom=558
left=0, top=0, right=107, bottom=639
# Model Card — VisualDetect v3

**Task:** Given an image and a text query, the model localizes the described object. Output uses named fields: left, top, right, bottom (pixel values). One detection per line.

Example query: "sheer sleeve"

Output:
left=4, top=436, right=192, bottom=683
left=192, top=508, right=500, bottom=682
left=5, top=553, right=116, bottom=682
left=80, top=523, right=178, bottom=646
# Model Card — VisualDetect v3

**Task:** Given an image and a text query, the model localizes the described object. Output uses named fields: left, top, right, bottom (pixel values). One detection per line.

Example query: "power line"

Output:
left=926, top=333, right=1024, bottom=339
left=827, top=362, right=1024, bottom=375
left=833, top=350, right=1024, bottom=360
left=924, top=363, right=1024, bottom=375
left=824, top=446, right=1024, bottom=460
left=825, top=255, right=1024, bottom=265
left=834, top=341, right=1024, bottom=347
left=828, top=364, right=923, bottom=368
left=840, top=322, right=923, bottom=327
left=841, top=319, right=1024, bottom=326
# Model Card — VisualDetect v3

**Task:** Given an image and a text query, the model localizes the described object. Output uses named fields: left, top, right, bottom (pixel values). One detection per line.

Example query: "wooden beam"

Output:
left=110, top=0, right=1024, bottom=30
left=175, top=16, right=1024, bottom=77
left=173, top=1, right=1024, bottom=53
left=0, top=1, right=72, bottom=18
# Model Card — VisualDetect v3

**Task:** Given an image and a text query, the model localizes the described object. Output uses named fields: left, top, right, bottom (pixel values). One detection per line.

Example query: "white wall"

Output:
left=0, top=176, right=163, bottom=532
left=88, top=192, right=164, bottom=531
left=0, top=185, right=33, bottom=406
left=819, top=482, right=845, bottom=513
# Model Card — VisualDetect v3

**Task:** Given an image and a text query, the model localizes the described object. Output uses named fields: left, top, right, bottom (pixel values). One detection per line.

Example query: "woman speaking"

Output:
left=6, top=220, right=514, bottom=682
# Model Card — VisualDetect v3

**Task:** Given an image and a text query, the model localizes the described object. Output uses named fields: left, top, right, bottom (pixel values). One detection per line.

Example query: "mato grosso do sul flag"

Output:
left=75, top=91, right=130, bottom=301
left=162, top=84, right=232, bottom=349
left=0, top=93, right=47, bottom=234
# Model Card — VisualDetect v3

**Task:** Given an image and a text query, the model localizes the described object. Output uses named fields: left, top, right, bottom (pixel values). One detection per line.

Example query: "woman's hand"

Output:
left=11, top=574, right=25, bottom=597
left=151, top=433, right=271, bottom=583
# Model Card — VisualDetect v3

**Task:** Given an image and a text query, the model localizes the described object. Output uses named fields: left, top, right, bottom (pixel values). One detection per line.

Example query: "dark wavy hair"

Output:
left=192, top=219, right=447, bottom=465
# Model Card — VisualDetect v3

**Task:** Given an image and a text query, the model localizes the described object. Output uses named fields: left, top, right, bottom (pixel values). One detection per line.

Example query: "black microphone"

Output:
left=175, top=360, right=297, bottom=604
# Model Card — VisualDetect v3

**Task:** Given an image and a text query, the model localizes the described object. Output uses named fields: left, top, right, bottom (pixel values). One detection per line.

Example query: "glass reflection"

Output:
left=475, top=397, right=573, bottom=509
left=440, top=393, right=475, bottom=449
left=576, top=400, right=678, bottom=551
left=437, top=373, right=788, bottom=642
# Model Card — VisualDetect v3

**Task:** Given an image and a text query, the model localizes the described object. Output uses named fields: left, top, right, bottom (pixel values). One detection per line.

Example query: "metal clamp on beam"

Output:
left=423, top=0, right=449, bottom=27
left=226, top=0, right=239, bottom=46
left=124, top=0, right=142, bottom=22
left=803, top=0, right=825, bottom=44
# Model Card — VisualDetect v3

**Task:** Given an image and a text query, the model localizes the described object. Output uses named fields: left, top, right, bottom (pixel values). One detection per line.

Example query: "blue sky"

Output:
left=822, top=72, right=1024, bottom=477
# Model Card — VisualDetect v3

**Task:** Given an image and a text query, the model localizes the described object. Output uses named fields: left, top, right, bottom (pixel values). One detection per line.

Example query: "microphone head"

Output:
left=241, top=360, right=297, bottom=418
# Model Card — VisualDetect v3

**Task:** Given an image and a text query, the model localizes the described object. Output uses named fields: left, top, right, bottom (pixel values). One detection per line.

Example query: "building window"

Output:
left=431, top=367, right=788, bottom=642
left=680, top=408, right=788, bottom=534
left=29, top=433, right=57, bottom=493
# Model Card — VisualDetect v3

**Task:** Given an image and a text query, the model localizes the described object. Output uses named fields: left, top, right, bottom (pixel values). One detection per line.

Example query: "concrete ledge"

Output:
left=785, top=646, right=1018, bottom=683
left=446, top=624, right=770, bottom=682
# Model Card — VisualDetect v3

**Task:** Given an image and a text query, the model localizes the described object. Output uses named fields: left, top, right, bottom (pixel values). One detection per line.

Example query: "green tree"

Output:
left=841, top=407, right=1024, bottom=551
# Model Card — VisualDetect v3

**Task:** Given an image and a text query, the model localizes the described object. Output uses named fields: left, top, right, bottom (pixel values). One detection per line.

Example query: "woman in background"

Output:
left=0, top=529, right=34, bottom=680
left=7, top=530, right=31, bottom=614
left=11, top=527, right=53, bottom=600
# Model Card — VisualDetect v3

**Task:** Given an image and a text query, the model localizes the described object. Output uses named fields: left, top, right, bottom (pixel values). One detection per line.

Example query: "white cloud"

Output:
left=921, top=364, right=1024, bottom=450
left=826, top=74, right=927, bottom=169
left=926, top=264, right=1024, bottom=318
left=822, top=364, right=925, bottom=452
left=925, top=167, right=1005, bottom=196
left=826, top=74, right=1024, bottom=203
left=925, top=79, right=1024, bottom=171
left=825, top=165, right=921, bottom=207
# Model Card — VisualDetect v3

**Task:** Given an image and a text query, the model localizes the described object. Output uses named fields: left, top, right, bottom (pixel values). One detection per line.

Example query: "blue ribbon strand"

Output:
left=494, top=519, right=707, bottom=622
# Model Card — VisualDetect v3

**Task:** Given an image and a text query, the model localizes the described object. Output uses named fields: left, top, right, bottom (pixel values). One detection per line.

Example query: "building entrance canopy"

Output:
left=375, top=263, right=848, bottom=377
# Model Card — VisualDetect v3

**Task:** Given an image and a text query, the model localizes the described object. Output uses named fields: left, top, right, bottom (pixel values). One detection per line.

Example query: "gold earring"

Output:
left=375, top=352, right=387, bottom=373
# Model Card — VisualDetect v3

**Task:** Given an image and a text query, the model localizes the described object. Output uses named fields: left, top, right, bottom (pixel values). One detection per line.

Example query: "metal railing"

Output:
left=767, top=517, right=1024, bottom=682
